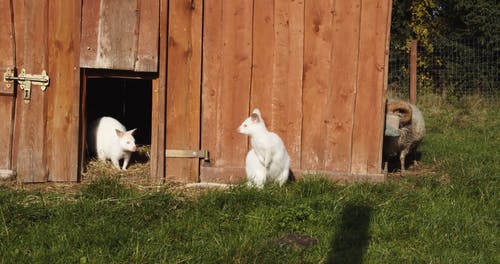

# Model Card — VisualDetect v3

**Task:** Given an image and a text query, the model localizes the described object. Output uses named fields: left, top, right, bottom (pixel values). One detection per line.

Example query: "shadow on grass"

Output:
left=326, top=204, right=372, bottom=264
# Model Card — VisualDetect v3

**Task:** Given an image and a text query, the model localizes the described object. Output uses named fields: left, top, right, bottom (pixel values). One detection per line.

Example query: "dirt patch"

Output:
left=274, top=233, right=319, bottom=248
left=386, top=161, right=449, bottom=183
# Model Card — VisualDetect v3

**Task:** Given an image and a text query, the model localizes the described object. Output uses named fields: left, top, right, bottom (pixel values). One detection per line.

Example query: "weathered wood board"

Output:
left=80, top=0, right=159, bottom=72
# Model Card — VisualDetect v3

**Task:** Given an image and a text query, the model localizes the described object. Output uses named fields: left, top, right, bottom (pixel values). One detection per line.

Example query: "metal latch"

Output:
left=166, top=149, right=209, bottom=161
left=3, top=68, right=50, bottom=102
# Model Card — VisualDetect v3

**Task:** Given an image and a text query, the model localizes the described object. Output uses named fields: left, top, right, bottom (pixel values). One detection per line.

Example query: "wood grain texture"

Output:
left=250, top=0, right=275, bottom=117
left=201, top=0, right=222, bottom=178
left=135, top=0, right=159, bottom=72
left=219, top=0, right=253, bottom=169
left=150, top=0, right=168, bottom=182
left=0, top=0, right=15, bottom=94
left=301, top=0, right=335, bottom=170
left=165, top=0, right=203, bottom=182
left=271, top=0, right=304, bottom=170
left=350, top=0, right=391, bottom=174
left=10, top=0, right=25, bottom=171
left=0, top=97, right=14, bottom=169
left=80, top=0, right=158, bottom=72
left=14, top=0, right=49, bottom=182
left=327, top=0, right=361, bottom=172
left=79, top=0, right=100, bottom=68
left=200, top=0, right=253, bottom=183
left=0, top=0, right=16, bottom=169
left=46, top=0, right=81, bottom=182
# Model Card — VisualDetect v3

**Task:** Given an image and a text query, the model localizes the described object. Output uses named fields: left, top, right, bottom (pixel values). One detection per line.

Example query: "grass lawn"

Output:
left=1, top=95, right=498, bottom=263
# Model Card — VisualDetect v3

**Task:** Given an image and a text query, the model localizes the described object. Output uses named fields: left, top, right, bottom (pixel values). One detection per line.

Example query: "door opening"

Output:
left=81, top=70, right=153, bottom=181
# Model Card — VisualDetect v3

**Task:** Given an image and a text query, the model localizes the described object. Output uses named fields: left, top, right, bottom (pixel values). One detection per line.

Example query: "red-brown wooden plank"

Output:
left=0, top=97, right=14, bottom=169
left=250, top=0, right=275, bottom=117
left=135, top=0, right=159, bottom=72
left=9, top=0, right=25, bottom=170
left=301, top=0, right=335, bottom=171
left=150, top=0, right=168, bottom=182
left=96, top=0, right=138, bottom=70
left=200, top=0, right=223, bottom=180
left=79, top=0, right=100, bottom=68
left=219, top=0, right=253, bottom=169
left=14, top=0, right=49, bottom=182
left=272, top=0, right=304, bottom=171
left=350, top=0, right=391, bottom=175
left=0, top=0, right=15, bottom=76
left=80, top=0, right=158, bottom=72
left=0, top=0, right=16, bottom=170
left=165, top=0, right=203, bottom=182
left=201, top=0, right=253, bottom=183
left=327, top=0, right=362, bottom=172
left=45, top=0, right=81, bottom=182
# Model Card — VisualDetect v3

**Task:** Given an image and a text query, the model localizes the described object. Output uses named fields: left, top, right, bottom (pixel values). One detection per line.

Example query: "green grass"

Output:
left=1, top=96, right=498, bottom=263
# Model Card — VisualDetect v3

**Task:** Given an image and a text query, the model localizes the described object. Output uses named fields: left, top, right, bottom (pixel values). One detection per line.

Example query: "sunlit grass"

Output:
left=0, top=95, right=498, bottom=263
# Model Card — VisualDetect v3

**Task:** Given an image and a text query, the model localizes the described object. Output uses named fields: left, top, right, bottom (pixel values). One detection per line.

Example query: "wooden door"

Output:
left=2, top=0, right=81, bottom=182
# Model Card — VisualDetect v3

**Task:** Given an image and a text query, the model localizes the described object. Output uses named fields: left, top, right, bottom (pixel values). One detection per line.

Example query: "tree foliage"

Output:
left=390, top=0, right=499, bottom=97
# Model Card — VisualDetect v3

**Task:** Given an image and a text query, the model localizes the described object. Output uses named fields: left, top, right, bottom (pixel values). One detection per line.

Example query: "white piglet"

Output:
left=238, top=109, right=290, bottom=188
left=92, top=116, right=137, bottom=170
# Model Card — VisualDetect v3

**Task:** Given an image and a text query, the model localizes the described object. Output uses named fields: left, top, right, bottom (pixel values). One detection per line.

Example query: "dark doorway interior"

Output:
left=83, top=76, right=152, bottom=169
left=85, top=77, right=152, bottom=146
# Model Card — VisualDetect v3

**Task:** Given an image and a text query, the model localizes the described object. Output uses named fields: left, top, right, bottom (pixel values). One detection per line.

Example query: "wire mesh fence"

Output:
left=388, top=38, right=499, bottom=101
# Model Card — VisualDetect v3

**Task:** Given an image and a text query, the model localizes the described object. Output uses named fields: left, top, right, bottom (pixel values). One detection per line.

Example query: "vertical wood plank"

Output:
left=14, top=0, right=49, bottom=182
left=327, top=0, right=361, bottom=172
left=135, top=0, right=160, bottom=72
left=80, top=0, right=100, bottom=68
left=0, top=97, right=14, bottom=169
left=301, top=0, right=335, bottom=171
left=165, top=0, right=203, bottom=182
left=150, top=0, right=168, bottom=182
left=218, top=0, right=253, bottom=167
left=0, top=0, right=15, bottom=75
left=0, top=0, right=16, bottom=170
left=272, top=0, right=304, bottom=170
left=201, top=0, right=223, bottom=179
left=80, top=0, right=159, bottom=72
left=95, top=0, right=138, bottom=70
left=10, top=0, right=25, bottom=170
left=250, top=0, right=274, bottom=116
left=351, top=0, right=390, bottom=174
left=201, top=0, right=253, bottom=182
left=46, top=0, right=81, bottom=182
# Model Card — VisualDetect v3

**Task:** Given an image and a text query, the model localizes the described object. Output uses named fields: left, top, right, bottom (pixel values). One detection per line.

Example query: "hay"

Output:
left=82, top=144, right=152, bottom=186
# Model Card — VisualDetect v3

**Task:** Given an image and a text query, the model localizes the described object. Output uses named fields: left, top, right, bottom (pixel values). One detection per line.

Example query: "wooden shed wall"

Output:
left=200, top=0, right=392, bottom=182
left=0, top=0, right=392, bottom=184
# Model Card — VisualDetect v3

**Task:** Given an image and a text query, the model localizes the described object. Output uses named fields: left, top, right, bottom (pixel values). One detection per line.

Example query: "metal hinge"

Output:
left=3, top=68, right=50, bottom=103
left=165, top=149, right=209, bottom=162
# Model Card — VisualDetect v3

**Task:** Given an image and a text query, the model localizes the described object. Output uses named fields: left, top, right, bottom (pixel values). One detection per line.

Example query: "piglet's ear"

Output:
left=250, top=113, right=260, bottom=123
left=115, top=129, right=125, bottom=138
